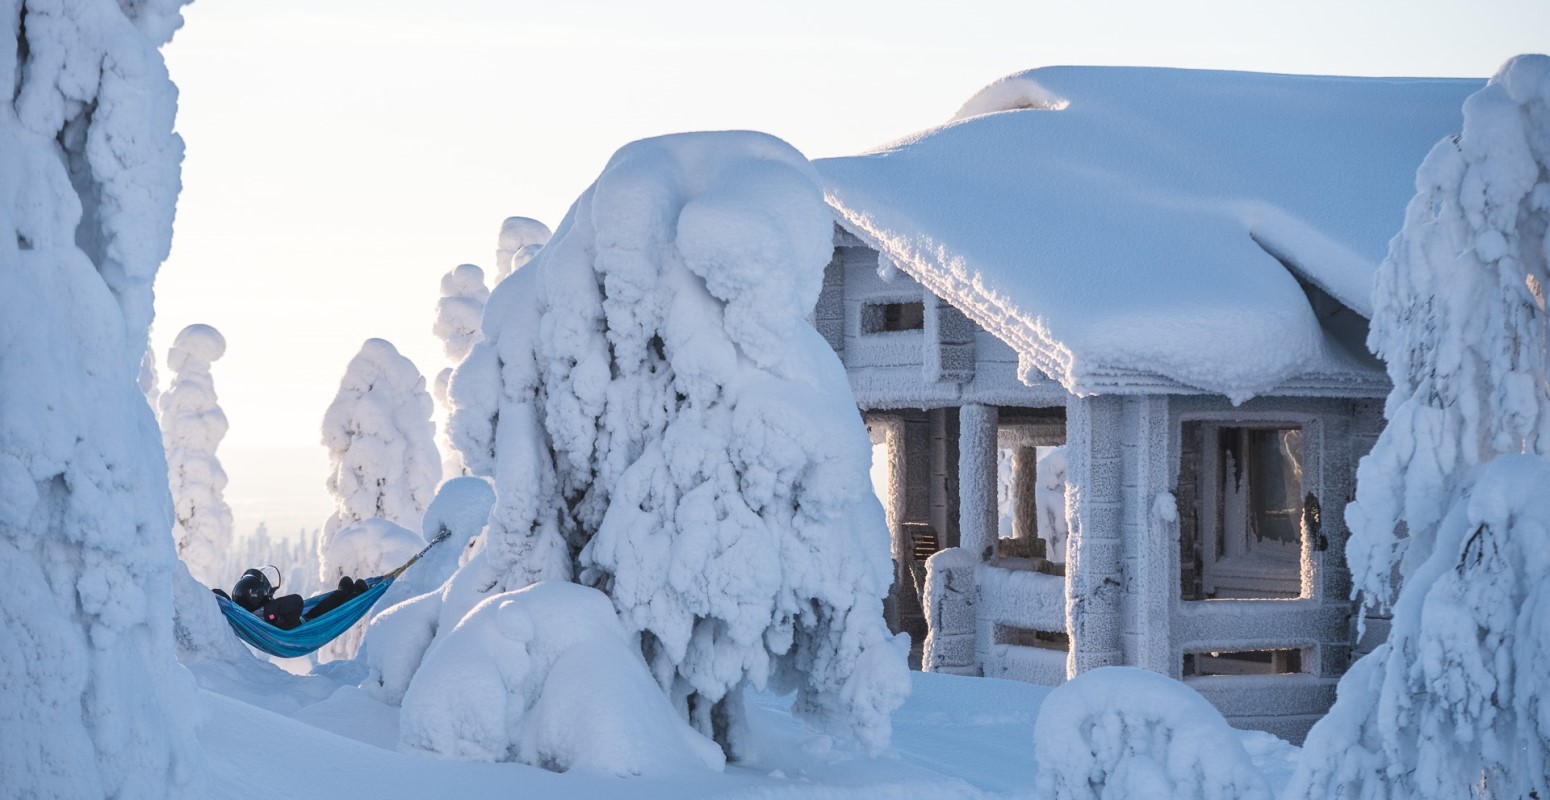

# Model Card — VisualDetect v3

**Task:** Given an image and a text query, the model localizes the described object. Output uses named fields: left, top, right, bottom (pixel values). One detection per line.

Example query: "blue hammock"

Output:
left=215, top=576, right=396, bottom=658
left=214, top=530, right=448, bottom=658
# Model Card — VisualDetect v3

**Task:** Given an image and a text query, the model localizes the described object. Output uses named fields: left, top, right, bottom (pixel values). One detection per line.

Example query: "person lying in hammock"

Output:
left=212, top=567, right=368, bottom=630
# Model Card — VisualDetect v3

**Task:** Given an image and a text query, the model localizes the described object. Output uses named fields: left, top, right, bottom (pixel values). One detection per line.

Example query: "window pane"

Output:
left=1247, top=429, right=1302, bottom=545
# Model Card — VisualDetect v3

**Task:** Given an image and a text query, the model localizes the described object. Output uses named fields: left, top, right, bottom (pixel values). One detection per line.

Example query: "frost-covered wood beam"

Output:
left=1064, top=395, right=1125, bottom=674
left=957, top=403, right=999, bottom=562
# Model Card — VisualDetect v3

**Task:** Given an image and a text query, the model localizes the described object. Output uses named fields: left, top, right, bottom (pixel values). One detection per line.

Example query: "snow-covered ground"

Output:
left=193, top=657, right=1286, bottom=800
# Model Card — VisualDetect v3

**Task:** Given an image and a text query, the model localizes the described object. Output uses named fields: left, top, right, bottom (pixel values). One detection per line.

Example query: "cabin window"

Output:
left=995, top=624, right=1069, bottom=652
left=1181, top=423, right=1306, bottom=600
left=861, top=301, right=925, bottom=333
left=1183, top=647, right=1306, bottom=677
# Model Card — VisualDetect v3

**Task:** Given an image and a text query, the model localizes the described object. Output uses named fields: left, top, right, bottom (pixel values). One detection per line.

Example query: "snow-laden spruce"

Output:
left=432, top=263, right=490, bottom=477
left=1034, top=668, right=1274, bottom=800
left=493, top=216, right=551, bottom=283
left=320, top=338, right=440, bottom=562
left=0, top=0, right=203, bottom=796
left=160, top=323, right=234, bottom=587
left=1292, top=54, right=1550, bottom=800
left=444, top=131, right=909, bottom=757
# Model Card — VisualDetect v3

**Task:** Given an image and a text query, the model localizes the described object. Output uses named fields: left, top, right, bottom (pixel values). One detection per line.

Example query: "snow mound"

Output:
left=1033, top=667, right=1272, bottom=800
left=324, top=518, right=425, bottom=586
left=398, top=582, right=725, bottom=776
left=820, top=66, right=1480, bottom=400
left=950, top=73, right=1069, bottom=122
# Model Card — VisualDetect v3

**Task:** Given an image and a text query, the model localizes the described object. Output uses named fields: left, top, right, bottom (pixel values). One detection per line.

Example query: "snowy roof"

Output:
left=816, top=66, right=1481, bottom=400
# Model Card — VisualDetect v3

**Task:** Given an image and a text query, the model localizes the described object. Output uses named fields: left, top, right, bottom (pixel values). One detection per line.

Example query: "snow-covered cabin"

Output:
left=810, top=66, right=1480, bottom=741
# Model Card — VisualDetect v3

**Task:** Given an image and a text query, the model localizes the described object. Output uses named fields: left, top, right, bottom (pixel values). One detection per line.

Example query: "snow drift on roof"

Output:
left=817, top=66, right=1480, bottom=400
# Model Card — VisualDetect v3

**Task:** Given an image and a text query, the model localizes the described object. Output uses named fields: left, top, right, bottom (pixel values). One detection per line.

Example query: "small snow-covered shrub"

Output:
left=398, top=582, right=725, bottom=776
left=1033, top=667, right=1271, bottom=800
left=160, top=323, right=234, bottom=587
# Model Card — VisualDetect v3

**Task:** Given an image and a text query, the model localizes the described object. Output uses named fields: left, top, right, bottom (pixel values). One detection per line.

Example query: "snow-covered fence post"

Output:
left=160, top=324, right=234, bottom=588
left=0, top=1, right=204, bottom=795
left=921, top=548, right=979, bottom=674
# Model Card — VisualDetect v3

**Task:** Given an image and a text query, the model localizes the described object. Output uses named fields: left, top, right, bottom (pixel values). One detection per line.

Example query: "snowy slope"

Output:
left=195, top=668, right=1052, bottom=800
left=817, top=66, right=1480, bottom=400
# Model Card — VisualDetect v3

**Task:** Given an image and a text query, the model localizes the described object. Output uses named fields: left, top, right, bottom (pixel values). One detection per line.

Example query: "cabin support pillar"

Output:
left=958, top=403, right=999, bottom=563
left=1065, top=395, right=1125, bottom=674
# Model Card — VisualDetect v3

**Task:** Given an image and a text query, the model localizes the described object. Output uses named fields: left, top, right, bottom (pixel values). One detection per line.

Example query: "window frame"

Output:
left=1188, top=418, right=1314, bottom=600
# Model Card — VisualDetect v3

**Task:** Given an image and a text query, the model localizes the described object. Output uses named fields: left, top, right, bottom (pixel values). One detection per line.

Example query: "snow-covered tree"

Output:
left=0, top=1, right=204, bottom=796
left=319, top=338, right=439, bottom=577
left=446, top=131, right=909, bottom=756
left=160, top=324, right=234, bottom=587
left=492, top=216, right=551, bottom=284
left=1291, top=54, right=1550, bottom=800
left=432, top=263, right=489, bottom=477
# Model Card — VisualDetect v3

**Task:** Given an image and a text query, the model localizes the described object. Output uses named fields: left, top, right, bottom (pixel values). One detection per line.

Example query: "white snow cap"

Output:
left=398, top=582, right=726, bottom=776
left=950, top=73, right=1069, bottom=121
left=819, top=66, right=1481, bottom=400
left=493, top=216, right=552, bottom=282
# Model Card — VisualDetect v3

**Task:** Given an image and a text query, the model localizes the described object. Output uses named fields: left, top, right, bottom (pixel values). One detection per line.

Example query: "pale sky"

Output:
left=150, top=0, right=1547, bottom=536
